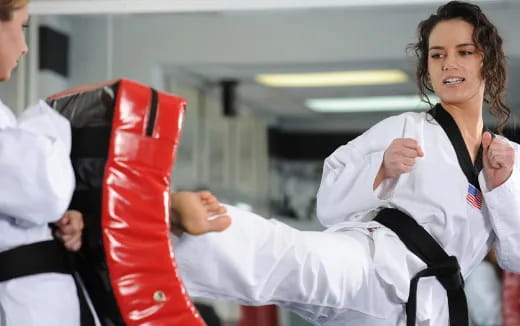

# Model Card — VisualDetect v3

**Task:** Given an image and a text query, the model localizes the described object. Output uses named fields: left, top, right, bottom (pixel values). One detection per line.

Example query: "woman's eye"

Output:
left=22, top=24, right=29, bottom=30
left=430, top=53, right=443, bottom=59
left=460, top=50, right=473, bottom=56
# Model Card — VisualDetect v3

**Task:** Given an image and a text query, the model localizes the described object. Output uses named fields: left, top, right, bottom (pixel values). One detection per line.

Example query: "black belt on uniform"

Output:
left=0, top=239, right=96, bottom=326
left=0, top=240, right=70, bottom=282
left=374, top=208, right=468, bottom=326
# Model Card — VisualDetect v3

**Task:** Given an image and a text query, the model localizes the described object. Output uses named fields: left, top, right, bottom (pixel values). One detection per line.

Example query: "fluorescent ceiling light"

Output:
left=256, top=70, right=408, bottom=87
left=306, top=95, right=439, bottom=113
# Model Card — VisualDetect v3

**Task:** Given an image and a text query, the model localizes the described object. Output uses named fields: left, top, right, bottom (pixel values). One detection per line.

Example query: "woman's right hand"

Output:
left=373, top=138, right=424, bottom=189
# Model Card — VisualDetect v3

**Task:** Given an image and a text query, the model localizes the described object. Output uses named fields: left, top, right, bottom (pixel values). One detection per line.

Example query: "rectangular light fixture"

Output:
left=306, top=95, right=439, bottom=113
left=256, top=70, right=408, bottom=87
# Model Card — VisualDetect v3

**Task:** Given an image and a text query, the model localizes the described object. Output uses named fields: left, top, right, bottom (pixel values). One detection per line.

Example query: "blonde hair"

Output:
left=0, top=0, right=29, bottom=22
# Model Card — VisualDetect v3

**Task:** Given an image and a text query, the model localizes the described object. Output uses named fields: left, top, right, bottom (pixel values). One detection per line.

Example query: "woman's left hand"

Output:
left=482, top=131, right=515, bottom=190
left=55, top=210, right=84, bottom=252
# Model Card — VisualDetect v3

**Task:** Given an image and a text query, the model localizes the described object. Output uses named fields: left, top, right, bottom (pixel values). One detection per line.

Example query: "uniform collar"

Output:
left=428, top=103, right=485, bottom=190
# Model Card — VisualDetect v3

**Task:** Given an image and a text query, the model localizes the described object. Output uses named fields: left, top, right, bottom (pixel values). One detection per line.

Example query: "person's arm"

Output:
left=0, top=101, right=74, bottom=226
left=480, top=134, right=520, bottom=272
left=316, top=114, right=423, bottom=226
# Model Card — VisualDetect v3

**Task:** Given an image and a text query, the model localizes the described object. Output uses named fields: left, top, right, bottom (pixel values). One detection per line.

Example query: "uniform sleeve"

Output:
left=172, top=205, right=385, bottom=323
left=0, top=100, right=75, bottom=226
left=316, top=114, right=406, bottom=227
left=480, top=141, right=520, bottom=273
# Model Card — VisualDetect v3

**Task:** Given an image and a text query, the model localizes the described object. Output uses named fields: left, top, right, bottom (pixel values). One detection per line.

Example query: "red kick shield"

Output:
left=47, top=79, right=205, bottom=326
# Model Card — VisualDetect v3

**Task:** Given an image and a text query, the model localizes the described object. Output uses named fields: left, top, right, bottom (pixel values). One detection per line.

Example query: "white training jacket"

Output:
left=0, top=100, right=79, bottom=326
left=173, top=110, right=520, bottom=325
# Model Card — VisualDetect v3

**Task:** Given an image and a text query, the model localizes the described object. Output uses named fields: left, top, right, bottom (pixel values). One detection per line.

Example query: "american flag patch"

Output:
left=466, top=184, right=483, bottom=209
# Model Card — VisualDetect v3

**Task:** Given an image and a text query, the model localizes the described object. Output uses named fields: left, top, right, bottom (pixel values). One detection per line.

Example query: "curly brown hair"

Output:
left=0, top=0, right=29, bottom=22
left=410, top=1, right=509, bottom=133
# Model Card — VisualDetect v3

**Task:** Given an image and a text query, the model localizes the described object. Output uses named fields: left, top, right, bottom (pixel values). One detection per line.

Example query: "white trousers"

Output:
left=0, top=273, right=80, bottom=326
left=173, top=205, right=451, bottom=325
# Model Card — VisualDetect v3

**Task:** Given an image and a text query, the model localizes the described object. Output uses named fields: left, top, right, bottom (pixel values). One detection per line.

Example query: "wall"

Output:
left=167, top=76, right=270, bottom=213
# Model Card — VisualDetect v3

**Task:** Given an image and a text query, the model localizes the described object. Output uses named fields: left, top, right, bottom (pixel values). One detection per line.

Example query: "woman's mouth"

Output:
left=443, top=77, right=465, bottom=85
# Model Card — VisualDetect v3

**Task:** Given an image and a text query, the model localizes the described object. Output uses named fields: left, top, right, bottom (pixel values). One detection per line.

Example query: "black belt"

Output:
left=0, top=240, right=71, bottom=282
left=0, top=239, right=96, bottom=326
left=374, top=208, right=468, bottom=326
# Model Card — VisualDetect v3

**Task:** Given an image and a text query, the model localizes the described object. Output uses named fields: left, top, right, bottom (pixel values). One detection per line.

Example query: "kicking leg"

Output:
left=173, top=205, right=396, bottom=323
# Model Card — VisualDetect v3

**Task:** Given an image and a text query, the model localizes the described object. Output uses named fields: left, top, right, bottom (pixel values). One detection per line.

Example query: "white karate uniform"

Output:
left=0, top=100, right=79, bottom=326
left=173, top=110, right=520, bottom=325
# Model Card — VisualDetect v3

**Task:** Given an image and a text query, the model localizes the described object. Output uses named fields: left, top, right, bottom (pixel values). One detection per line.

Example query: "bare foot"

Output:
left=170, top=191, right=231, bottom=236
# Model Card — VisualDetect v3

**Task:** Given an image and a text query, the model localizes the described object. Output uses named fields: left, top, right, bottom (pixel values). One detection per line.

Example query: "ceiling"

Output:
left=28, top=0, right=509, bottom=15
left=30, top=0, right=520, bottom=132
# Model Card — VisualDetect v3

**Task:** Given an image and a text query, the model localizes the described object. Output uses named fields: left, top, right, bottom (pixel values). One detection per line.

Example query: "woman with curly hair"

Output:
left=173, top=1, right=520, bottom=325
